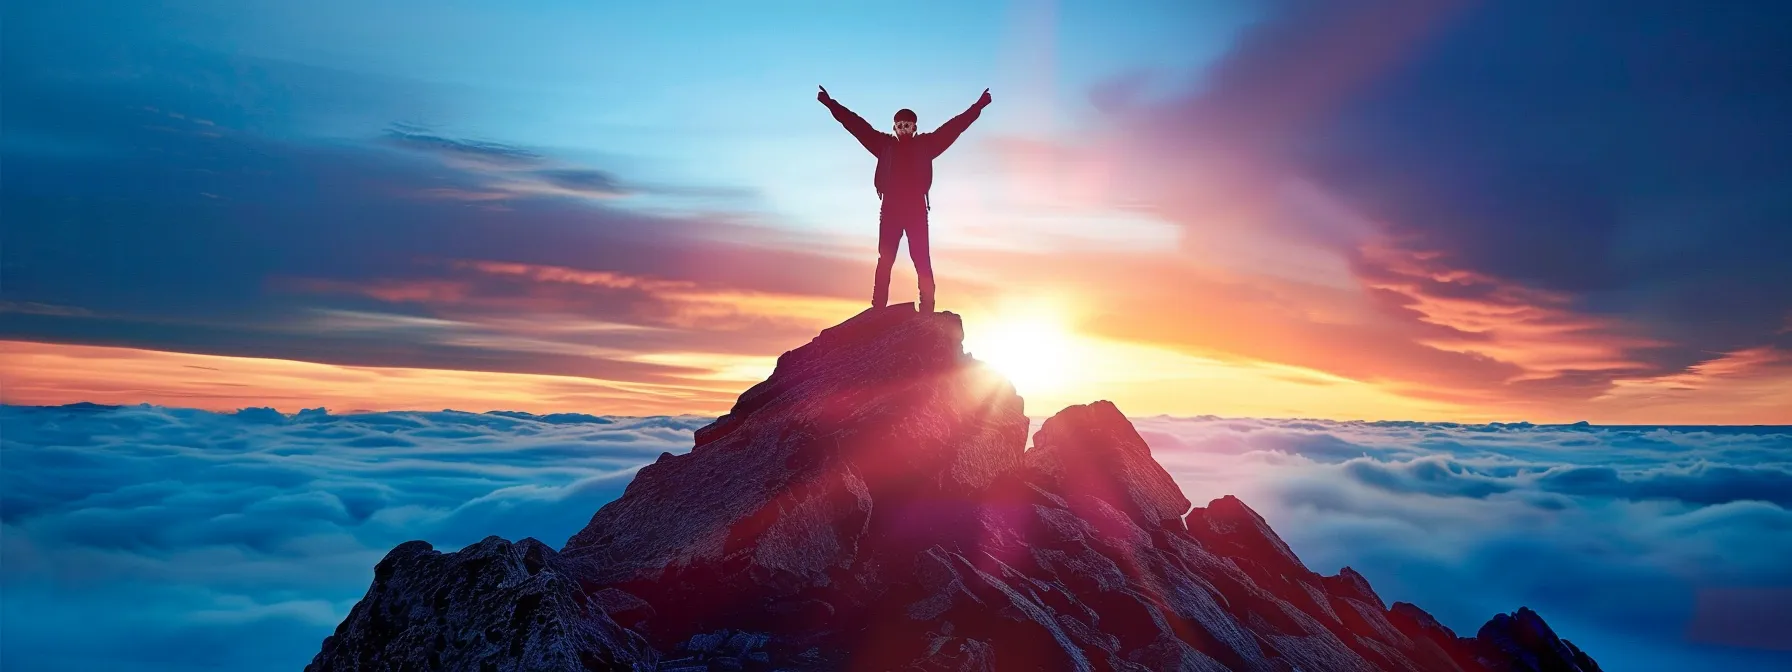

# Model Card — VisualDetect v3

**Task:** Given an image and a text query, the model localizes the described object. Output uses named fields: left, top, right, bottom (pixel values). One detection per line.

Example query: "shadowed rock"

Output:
left=1474, top=607, right=1605, bottom=672
left=311, top=306, right=1602, bottom=671
left=306, top=537, right=654, bottom=672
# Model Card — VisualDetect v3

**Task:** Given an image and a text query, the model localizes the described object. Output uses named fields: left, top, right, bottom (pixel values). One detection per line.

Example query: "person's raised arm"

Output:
left=818, top=86, right=887, bottom=156
left=926, top=88, right=992, bottom=158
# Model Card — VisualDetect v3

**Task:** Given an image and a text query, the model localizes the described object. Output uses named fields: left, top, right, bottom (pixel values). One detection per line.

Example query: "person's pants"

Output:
left=872, top=196, right=933, bottom=309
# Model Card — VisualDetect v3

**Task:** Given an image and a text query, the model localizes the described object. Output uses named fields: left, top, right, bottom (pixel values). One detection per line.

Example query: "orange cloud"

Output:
left=289, top=260, right=867, bottom=337
left=0, top=340, right=745, bottom=416
left=925, top=0, right=1792, bottom=423
left=1353, top=240, right=1663, bottom=386
left=938, top=233, right=1792, bottom=423
left=1593, top=347, right=1792, bottom=424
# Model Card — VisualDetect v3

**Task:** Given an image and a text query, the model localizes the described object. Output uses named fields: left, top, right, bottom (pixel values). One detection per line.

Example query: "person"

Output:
left=818, top=85, right=991, bottom=312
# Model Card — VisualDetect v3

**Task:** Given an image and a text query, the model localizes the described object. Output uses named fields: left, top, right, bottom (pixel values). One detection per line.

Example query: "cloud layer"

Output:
left=0, top=404, right=708, bottom=671
left=1136, top=414, right=1792, bottom=669
left=3, top=403, right=1787, bottom=670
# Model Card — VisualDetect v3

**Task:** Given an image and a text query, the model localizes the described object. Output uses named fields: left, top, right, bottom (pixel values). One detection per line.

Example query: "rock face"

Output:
left=307, top=538, right=655, bottom=671
left=311, top=304, right=1602, bottom=671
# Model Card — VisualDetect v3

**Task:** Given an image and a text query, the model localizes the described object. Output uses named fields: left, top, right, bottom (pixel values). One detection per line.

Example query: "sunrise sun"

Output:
left=964, top=308, right=1078, bottom=398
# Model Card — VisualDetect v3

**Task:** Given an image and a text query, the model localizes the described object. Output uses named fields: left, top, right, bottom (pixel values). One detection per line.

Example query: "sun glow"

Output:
left=964, top=306, right=1078, bottom=398
left=955, top=299, right=1475, bottom=421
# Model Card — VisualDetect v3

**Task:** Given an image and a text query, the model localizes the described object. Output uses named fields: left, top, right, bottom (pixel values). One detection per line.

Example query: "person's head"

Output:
left=893, top=109, right=917, bottom=139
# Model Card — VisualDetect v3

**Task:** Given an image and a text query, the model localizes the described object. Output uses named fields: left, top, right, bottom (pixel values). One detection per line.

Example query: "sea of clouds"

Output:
left=2, top=404, right=1788, bottom=670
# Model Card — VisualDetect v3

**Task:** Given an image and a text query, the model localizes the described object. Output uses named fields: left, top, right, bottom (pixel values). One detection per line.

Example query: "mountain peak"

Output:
left=311, top=309, right=1601, bottom=671
left=559, top=303, right=1026, bottom=620
left=1027, top=400, right=1192, bottom=531
left=693, top=303, right=972, bottom=450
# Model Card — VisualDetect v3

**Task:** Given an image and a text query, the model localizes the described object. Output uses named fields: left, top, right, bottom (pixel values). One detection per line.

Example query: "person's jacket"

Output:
left=825, top=99, right=983, bottom=200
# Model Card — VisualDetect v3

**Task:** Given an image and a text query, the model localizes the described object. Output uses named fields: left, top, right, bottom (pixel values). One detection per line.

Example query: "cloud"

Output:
left=529, top=168, right=632, bottom=198
left=0, top=403, right=708, bottom=672
left=1536, top=463, right=1792, bottom=509
left=382, top=125, right=543, bottom=169
left=1340, top=455, right=1515, bottom=499
left=382, top=125, right=635, bottom=199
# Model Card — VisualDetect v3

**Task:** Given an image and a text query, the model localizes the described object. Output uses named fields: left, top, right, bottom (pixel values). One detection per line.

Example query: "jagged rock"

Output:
left=313, top=305, right=1602, bottom=671
left=1187, top=495, right=1311, bottom=585
left=1027, top=400, right=1192, bottom=531
left=1474, top=607, right=1604, bottom=672
left=1387, top=601, right=1479, bottom=672
left=306, top=537, right=654, bottom=671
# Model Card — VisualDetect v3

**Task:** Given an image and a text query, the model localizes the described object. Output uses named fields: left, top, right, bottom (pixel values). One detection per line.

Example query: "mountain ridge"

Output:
left=310, top=304, right=1601, bottom=671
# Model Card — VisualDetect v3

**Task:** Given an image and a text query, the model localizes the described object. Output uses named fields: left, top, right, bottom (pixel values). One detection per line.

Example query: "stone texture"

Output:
left=306, top=537, right=654, bottom=671
left=1026, top=400, right=1192, bottom=530
left=1473, top=608, right=1606, bottom=672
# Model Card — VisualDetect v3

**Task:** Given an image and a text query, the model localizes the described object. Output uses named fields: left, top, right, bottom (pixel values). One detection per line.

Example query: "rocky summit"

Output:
left=310, top=304, right=1603, bottom=672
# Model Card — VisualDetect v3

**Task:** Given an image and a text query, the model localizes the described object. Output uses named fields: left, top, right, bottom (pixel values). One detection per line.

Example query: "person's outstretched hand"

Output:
left=818, top=85, right=833, bottom=105
left=976, top=88, right=992, bottom=109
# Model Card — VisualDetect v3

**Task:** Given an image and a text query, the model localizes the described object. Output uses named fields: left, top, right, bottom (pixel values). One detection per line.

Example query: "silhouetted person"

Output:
left=819, top=85, right=991, bottom=313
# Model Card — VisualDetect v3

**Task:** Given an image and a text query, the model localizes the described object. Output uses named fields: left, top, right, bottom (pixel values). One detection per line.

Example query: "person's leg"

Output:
left=906, top=204, right=935, bottom=312
left=872, top=199, right=903, bottom=308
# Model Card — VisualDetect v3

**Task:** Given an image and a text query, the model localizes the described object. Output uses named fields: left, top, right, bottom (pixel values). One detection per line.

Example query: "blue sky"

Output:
left=5, top=0, right=1790, bottom=421
left=10, top=0, right=1253, bottom=232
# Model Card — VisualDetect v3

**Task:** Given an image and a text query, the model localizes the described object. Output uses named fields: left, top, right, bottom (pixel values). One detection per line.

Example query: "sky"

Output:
left=4, top=0, right=1792, bottom=423
left=2, top=405, right=1787, bottom=671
